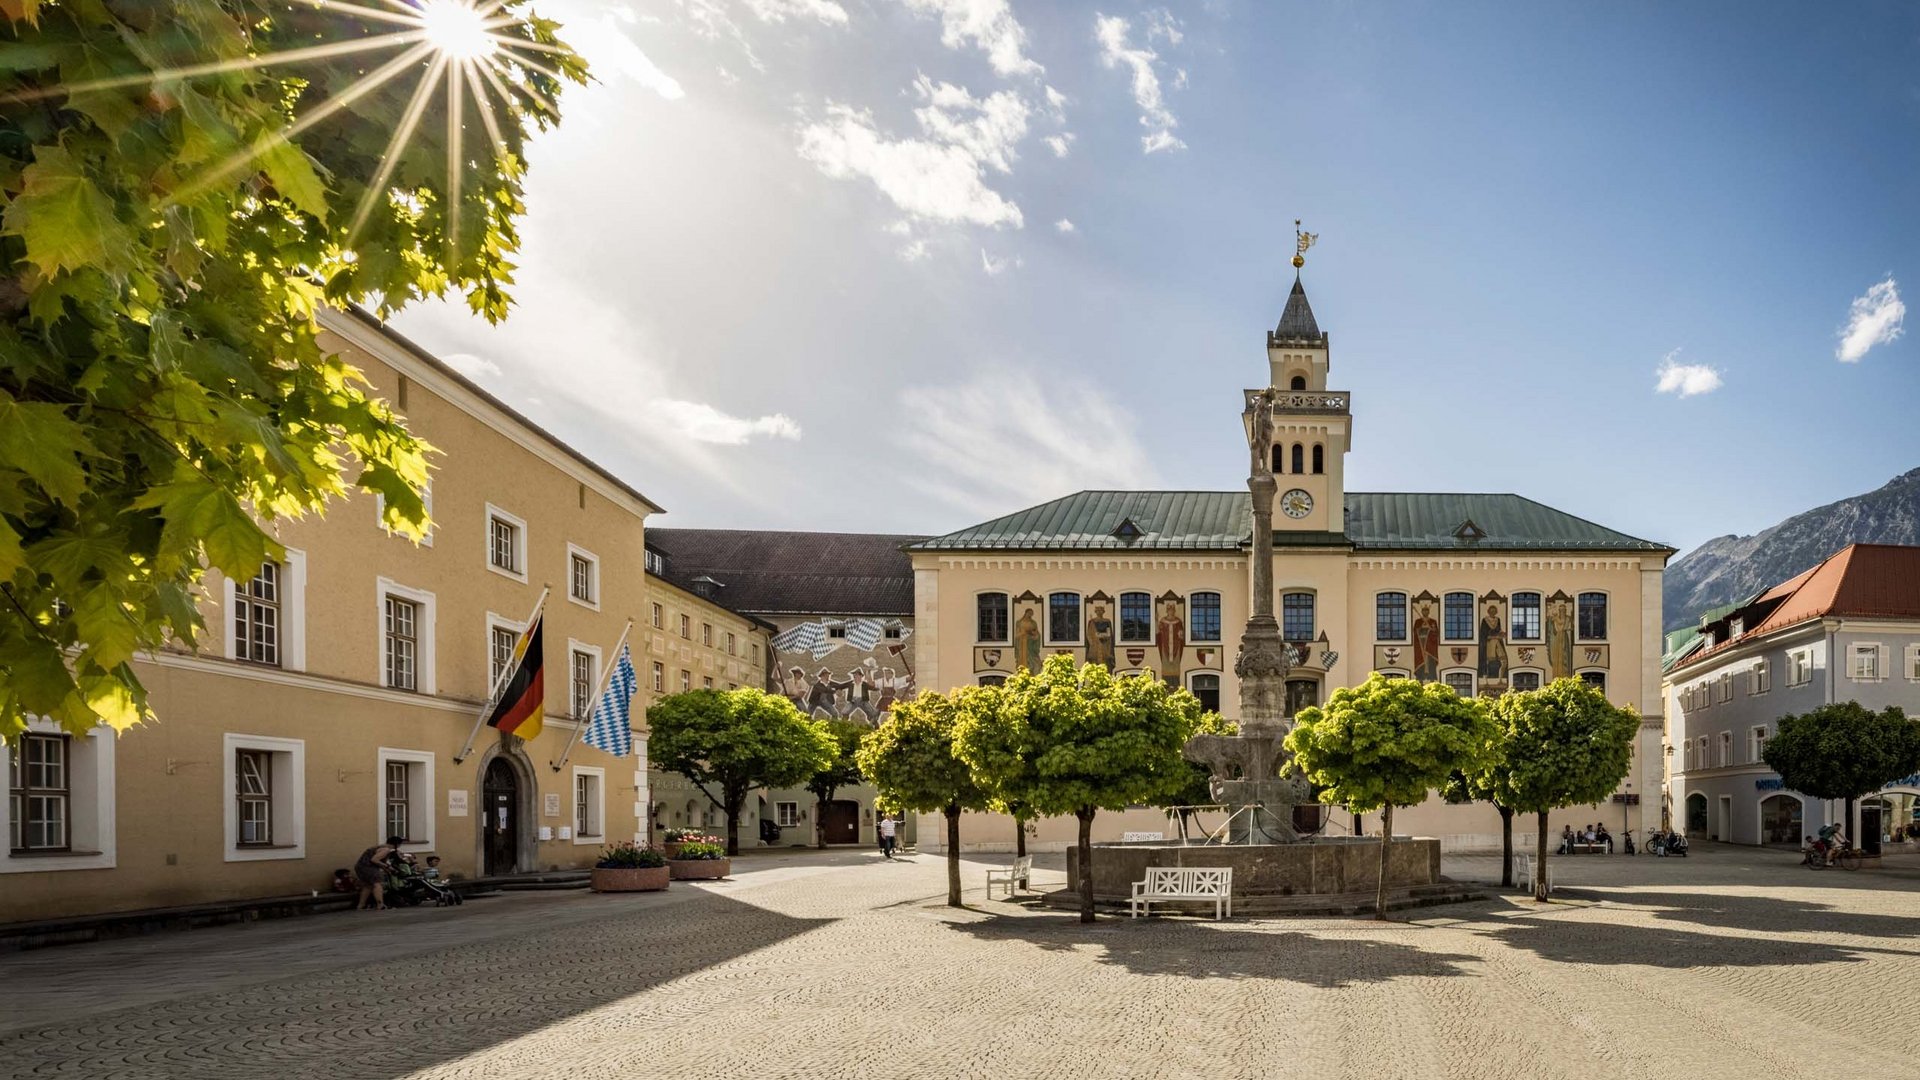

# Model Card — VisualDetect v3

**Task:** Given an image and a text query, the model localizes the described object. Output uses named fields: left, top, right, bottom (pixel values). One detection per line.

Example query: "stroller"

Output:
left=385, top=854, right=463, bottom=907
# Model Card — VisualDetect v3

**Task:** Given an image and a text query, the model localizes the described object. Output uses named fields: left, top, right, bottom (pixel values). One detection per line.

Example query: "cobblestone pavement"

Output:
left=3, top=844, right=1918, bottom=1079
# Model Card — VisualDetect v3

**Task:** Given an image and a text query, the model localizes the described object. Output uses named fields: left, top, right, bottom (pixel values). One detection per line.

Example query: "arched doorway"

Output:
left=1685, top=792, right=1708, bottom=834
left=1759, top=792, right=1803, bottom=846
left=483, top=758, right=520, bottom=875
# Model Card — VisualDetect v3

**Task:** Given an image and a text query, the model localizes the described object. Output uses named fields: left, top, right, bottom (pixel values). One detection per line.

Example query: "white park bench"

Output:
left=1128, top=867, right=1233, bottom=920
left=986, top=855, right=1032, bottom=900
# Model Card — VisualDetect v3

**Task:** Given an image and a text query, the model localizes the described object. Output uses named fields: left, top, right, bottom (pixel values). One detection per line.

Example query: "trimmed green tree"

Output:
left=954, top=655, right=1203, bottom=923
left=1485, top=678, right=1641, bottom=901
left=0, top=2, right=584, bottom=742
left=1763, top=702, right=1920, bottom=837
left=647, top=688, right=836, bottom=856
left=857, top=686, right=990, bottom=907
left=1286, top=674, right=1498, bottom=920
left=807, top=718, right=869, bottom=849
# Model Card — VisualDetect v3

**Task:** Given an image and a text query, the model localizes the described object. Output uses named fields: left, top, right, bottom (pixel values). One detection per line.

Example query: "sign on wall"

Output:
left=448, top=789, right=469, bottom=817
left=544, top=792, right=561, bottom=817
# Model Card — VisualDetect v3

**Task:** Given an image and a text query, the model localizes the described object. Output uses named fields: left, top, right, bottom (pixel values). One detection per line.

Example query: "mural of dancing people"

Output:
left=769, top=617, right=914, bottom=725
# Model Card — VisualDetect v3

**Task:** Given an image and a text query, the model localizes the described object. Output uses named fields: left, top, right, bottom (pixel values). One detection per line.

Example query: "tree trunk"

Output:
left=1353, top=810, right=1363, bottom=836
left=1076, top=808, right=1098, bottom=923
left=724, top=787, right=744, bottom=856
left=1499, top=805, right=1514, bottom=888
left=815, top=794, right=828, bottom=850
left=1015, top=814, right=1027, bottom=858
left=945, top=804, right=962, bottom=907
left=1374, top=805, right=1393, bottom=921
left=1845, top=795, right=1856, bottom=844
left=1534, top=812, right=1550, bottom=902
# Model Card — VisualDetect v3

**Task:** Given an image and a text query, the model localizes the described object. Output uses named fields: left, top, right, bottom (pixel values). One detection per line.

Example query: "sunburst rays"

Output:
left=6, top=0, right=574, bottom=261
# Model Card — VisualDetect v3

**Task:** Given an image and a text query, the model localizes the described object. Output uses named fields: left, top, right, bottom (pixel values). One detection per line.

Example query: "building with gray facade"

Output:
left=1664, top=544, right=1920, bottom=848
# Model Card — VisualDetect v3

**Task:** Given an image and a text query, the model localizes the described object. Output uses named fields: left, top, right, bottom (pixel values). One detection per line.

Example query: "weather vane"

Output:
left=1293, top=219, right=1318, bottom=269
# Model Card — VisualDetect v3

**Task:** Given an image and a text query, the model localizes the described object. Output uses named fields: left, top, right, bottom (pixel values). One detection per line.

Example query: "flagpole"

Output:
left=552, top=617, right=634, bottom=772
left=455, top=585, right=550, bottom=764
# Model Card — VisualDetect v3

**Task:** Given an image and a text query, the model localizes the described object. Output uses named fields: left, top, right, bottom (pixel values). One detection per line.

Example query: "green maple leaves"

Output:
left=0, top=2, right=586, bottom=742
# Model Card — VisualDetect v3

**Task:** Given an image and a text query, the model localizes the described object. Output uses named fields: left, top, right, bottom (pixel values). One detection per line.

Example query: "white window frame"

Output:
left=1441, top=669, right=1476, bottom=698
left=1751, top=660, right=1770, bottom=695
left=1576, top=590, right=1610, bottom=643
left=1, top=720, right=116, bottom=873
left=566, top=543, right=601, bottom=611
left=484, top=611, right=526, bottom=697
left=651, top=661, right=665, bottom=693
left=222, top=733, right=305, bottom=862
left=568, top=638, right=604, bottom=721
left=377, top=579, right=438, bottom=695
left=1850, top=643, right=1883, bottom=681
left=1907, top=644, right=1920, bottom=681
left=483, top=503, right=529, bottom=583
left=1045, top=591, right=1083, bottom=646
left=1682, top=741, right=1693, bottom=772
left=776, top=801, right=799, bottom=828
left=1789, top=649, right=1812, bottom=687
left=1508, top=669, right=1545, bottom=693
left=375, top=478, right=433, bottom=547
left=571, top=766, right=606, bottom=844
left=975, top=591, right=1013, bottom=644
left=375, top=747, right=435, bottom=852
left=222, top=548, right=307, bottom=672
left=1749, top=726, right=1768, bottom=765
left=1188, top=590, right=1225, bottom=644
left=1717, top=731, right=1732, bottom=769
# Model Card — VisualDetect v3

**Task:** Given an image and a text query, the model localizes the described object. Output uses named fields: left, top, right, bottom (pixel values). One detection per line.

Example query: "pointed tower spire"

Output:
left=1272, top=219, right=1326, bottom=345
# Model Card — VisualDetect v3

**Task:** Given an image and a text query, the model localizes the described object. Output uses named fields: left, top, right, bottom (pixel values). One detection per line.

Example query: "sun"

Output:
left=417, top=1, right=499, bottom=61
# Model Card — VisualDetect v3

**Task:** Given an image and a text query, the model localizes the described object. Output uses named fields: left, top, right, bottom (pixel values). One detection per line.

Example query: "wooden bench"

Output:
left=985, top=856, right=1032, bottom=900
left=1128, top=867, right=1232, bottom=920
left=1566, top=841, right=1611, bottom=855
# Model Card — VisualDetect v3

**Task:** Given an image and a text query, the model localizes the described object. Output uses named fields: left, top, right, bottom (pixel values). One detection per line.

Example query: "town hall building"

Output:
left=907, top=272, right=1675, bottom=852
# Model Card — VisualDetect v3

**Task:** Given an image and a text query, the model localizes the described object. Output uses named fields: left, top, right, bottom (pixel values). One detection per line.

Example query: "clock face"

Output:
left=1281, top=489, right=1314, bottom=519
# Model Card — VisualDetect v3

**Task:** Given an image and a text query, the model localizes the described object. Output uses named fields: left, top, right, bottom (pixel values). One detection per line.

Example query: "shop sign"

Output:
left=1755, top=777, right=1784, bottom=791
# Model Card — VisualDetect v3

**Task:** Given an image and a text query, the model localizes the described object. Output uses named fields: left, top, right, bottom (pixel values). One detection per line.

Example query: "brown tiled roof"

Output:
left=644, top=529, right=922, bottom=617
left=1670, top=544, right=1920, bottom=671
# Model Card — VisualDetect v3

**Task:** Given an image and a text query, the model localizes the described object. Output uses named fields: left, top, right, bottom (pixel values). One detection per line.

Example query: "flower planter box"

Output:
left=669, top=858, right=731, bottom=881
left=591, top=866, right=670, bottom=892
left=660, top=842, right=685, bottom=860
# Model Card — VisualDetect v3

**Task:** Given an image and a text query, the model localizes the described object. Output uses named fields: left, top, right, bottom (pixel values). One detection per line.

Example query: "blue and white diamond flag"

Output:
left=583, top=644, right=637, bottom=757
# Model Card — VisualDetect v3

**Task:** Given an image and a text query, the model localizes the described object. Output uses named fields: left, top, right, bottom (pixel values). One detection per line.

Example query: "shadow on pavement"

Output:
left=945, top=918, right=1483, bottom=987
left=1482, top=918, right=1898, bottom=969
left=1565, top=888, right=1920, bottom=940
left=0, top=892, right=831, bottom=1080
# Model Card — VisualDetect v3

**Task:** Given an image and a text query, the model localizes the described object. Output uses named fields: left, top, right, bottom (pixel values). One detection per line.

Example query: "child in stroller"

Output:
left=384, top=851, right=463, bottom=907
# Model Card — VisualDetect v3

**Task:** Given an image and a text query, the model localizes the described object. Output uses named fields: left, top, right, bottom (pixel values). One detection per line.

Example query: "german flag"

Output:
left=486, top=613, right=545, bottom=741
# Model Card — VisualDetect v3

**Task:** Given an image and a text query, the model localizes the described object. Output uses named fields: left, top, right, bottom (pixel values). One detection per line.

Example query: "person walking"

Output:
left=877, top=814, right=898, bottom=860
left=354, top=835, right=405, bottom=910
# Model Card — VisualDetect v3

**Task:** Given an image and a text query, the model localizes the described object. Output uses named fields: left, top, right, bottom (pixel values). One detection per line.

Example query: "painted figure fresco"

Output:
left=1411, top=592, right=1440, bottom=682
left=1013, top=597, right=1044, bottom=673
left=1478, top=592, right=1508, bottom=680
left=769, top=618, right=915, bottom=723
left=1085, top=597, right=1115, bottom=670
left=1154, top=592, right=1186, bottom=685
left=1545, top=591, right=1576, bottom=680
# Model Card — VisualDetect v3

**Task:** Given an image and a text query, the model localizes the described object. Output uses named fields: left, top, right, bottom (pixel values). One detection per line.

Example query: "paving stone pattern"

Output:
left=2, top=846, right=1917, bottom=1079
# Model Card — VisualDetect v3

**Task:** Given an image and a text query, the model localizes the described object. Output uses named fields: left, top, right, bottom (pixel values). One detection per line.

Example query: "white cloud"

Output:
left=1144, top=7, right=1183, bottom=45
left=442, top=352, right=503, bottom=380
left=644, top=399, right=803, bottom=444
left=1654, top=349, right=1722, bottom=397
left=570, top=8, right=685, bottom=100
left=1094, top=13, right=1185, bottom=154
left=899, top=0, right=1043, bottom=77
left=1044, top=85, right=1068, bottom=117
left=899, top=238, right=931, bottom=261
left=1836, top=277, right=1905, bottom=363
left=897, top=369, right=1160, bottom=516
left=1043, top=132, right=1075, bottom=157
left=979, top=248, right=1022, bottom=274
left=742, top=0, right=849, bottom=25
left=797, top=78, right=1032, bottom=227
left=1054, top=218, right=1075, bottom=233
left=912, top=76, right=1031, bottom=173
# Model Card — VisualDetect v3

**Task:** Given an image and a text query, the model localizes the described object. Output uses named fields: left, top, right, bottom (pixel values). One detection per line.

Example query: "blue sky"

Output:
left=394, top=1, right=1918, bottom=555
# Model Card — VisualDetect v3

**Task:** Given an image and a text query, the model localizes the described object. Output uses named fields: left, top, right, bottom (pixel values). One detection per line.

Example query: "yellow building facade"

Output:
left=1, top=309, right=765, bottom=923
left=908, top=276, right=1672, bottom=852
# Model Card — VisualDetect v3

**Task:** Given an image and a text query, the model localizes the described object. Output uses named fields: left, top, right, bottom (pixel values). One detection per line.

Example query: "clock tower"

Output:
left=1245, top=258, right=1350, bottom=536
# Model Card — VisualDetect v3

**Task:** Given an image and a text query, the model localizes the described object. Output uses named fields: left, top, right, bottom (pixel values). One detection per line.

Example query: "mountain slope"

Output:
left=1664, top=467, right=1920, bottom=631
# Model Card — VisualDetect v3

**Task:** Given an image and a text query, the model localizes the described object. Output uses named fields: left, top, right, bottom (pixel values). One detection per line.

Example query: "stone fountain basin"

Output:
left=1064, top=836, right=1442, bottom=905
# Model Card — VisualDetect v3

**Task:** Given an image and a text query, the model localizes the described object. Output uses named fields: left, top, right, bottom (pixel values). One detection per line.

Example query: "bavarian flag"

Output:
left=486, top=613, right=545, bottom=740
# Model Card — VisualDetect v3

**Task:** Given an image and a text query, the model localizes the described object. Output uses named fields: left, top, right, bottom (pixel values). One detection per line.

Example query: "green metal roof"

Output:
left=909, top=491, right=1672, bottom=554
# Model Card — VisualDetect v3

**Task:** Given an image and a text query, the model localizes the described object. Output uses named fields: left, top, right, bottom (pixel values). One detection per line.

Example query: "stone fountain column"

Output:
left=1185, top=387, right=1311, bottom=843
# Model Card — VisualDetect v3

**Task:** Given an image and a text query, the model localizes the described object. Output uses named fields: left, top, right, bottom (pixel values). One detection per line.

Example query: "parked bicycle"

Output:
left=1644, top=827, right=1688, bottom=857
